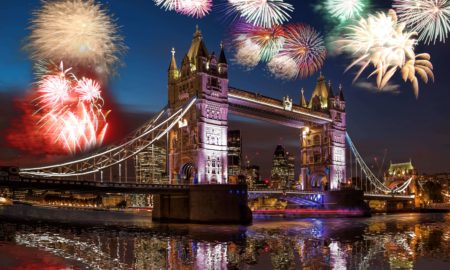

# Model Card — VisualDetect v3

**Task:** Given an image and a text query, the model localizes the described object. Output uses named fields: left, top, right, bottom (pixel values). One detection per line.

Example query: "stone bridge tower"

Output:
left=168, top=27, right=229, bottom=184
left=300, top=75, right=346, bottom=190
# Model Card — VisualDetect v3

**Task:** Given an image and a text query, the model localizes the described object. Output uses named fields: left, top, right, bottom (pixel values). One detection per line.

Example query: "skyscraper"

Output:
left=228, top=130, right=242, bottom=184
left=271, top=145, right=295, bottom=189
left=135, top=141, right=167, bottom=184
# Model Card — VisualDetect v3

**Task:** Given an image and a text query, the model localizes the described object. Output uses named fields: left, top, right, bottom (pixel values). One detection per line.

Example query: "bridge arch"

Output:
left=310, top=172, right=328, bottom=191
left=179, top=162, right=196, bottom=184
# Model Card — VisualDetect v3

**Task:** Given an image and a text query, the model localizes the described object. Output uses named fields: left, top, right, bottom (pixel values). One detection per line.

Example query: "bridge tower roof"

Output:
left=187, top=25, right=209, bottom=62
left=309, top=73, right=332, bottom=109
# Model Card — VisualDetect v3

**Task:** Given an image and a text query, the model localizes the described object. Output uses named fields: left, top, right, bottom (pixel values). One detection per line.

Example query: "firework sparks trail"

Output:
left=393, top=0, right=450, bottom=44
left=338, top=9, right=434, bottom=97
left=27, top=0, right=125, bottom=78
left=229, top=0, right=294, bottom=28
left=325, top=0, right=367, bottom=22
left=277, top=24, right=326, bottom=79
left=34, top=61, right=109, bottom=154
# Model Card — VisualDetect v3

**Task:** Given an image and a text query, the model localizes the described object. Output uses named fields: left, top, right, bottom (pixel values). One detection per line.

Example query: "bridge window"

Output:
left=313, top=135, right=320, bottom=145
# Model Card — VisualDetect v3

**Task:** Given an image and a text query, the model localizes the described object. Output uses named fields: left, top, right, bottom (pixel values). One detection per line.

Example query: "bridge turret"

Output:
left=309, top=73, right=331, bottom=111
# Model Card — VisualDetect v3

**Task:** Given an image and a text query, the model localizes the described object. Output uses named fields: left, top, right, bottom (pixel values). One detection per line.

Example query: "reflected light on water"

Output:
left=0, top=213, right=449, bottom=269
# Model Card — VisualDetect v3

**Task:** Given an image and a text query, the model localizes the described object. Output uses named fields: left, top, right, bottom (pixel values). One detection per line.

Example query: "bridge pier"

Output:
left=323, top=190, right=371, bottom=216
left=152, top=184, right=252, bottom=224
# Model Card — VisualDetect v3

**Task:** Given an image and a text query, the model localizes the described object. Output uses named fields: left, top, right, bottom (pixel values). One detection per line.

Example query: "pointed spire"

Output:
left=188, top=25, right=208, bottom=61
left=168, top=47, right=177, bottom=71
left=300, top=88, right=307, bottom=107
left=339, top=84, right=345, bottom=101
left=219, top=41, right=227, bottom=64
left=328, top=80, right=334, bottom=98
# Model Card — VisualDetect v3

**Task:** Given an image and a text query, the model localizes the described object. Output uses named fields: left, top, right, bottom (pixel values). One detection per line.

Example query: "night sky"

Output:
left=0, top=0, right=449, bottom=178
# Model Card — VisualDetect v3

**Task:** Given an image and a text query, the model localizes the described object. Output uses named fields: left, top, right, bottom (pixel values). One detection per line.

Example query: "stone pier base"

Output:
left=323, top=189, right=371, bottom=216
left=152, top=184, right=252, bottom=224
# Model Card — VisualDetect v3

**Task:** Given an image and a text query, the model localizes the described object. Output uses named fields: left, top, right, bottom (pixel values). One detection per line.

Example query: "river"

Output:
left=0, top=213, right=449, bottom=269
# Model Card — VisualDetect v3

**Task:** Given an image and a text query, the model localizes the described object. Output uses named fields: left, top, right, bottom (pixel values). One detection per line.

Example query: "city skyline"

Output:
left=0, top=0, right=448, bottom=175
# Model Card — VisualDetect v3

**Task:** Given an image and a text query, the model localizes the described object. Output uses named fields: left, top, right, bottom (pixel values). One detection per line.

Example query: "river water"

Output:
left=0, top=213, right=449, bottom=269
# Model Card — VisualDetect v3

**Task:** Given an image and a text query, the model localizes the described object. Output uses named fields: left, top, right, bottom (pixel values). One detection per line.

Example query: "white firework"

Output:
left=234, top=36, right=262, bottom=68
left=28, top=0, right=125, bottom=77
left=267, top=54, right=299, bottom=79
left=338, top=9, right=434, bottom=97
left=393, top=0, right=450, bottom=44
left=230, top=0, right=294, bottom=28
left=325, top=0, right=367, bottom=21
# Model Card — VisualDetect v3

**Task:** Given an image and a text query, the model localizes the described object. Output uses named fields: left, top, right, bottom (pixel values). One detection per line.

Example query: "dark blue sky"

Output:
left=0, top=0, right=449, bottom=175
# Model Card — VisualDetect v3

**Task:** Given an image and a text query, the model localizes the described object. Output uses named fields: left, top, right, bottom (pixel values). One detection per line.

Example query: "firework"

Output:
left=154, top=0, right=212, bottom=18
left=326, top=0, right=367, bottom=21
left=178, top=0, right=212, bottom=18
left=154, top=0, right=179, bottom=11
left=393, top=0, right=450, bottom=44
left=27, top=0, right=124, bottom=77
left=35, top=61, right=109, bottom=154
left=75, top=77, right=102, bottom=102
left=279, top=24, right=326, bottom=79
left=232, top=22, right=285, bottom=61
left=230, top=0, right=294, bottom=28
left=234, top=37, right=262, bottom=68
left=338, top=9, right=433, bottom=97
left=267, top=54, right=299, bottom=79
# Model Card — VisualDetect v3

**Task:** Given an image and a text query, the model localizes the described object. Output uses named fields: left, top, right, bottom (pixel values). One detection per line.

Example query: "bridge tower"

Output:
left=168, top=27, right=229, bottom=184
left=300, top=75, right=346, bottom=190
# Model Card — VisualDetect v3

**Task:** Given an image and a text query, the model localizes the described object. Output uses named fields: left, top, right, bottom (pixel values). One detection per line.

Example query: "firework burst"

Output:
left=154, top=0, right=212, bottom=18
left=234, top=37, right=262, bottom=68
left=278, top=24, right=326, bottom=79
left=178, top=0, right=212, bottom=18
left=393, top=0, right=450, bottom=44
left=338, top=9, right=434, bottom=97
left=154, top=0, right=179, bottom=11
left=267, top=54, right=299, bottom=79
left=326, top=0, right=367, bottom=21
left=27, top=0, right=125, bottom=78
left=34, top=61, right=109, bottom=154
left=229, top=0, right=294, bottom=28
left=232, top=22, right=285, bottom=62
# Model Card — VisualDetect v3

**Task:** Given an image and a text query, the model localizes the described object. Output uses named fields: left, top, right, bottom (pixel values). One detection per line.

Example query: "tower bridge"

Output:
left=0, top=27, right=415, bottom=222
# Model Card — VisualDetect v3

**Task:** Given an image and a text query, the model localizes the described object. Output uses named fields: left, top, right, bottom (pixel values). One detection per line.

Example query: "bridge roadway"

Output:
left=0, top=175, right=191, bottom=194
left=0, top=175, right=414, bottom=202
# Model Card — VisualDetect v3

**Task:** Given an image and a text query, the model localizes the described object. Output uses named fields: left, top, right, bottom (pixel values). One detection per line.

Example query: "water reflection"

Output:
left=0, top=213, right=449, bottom=269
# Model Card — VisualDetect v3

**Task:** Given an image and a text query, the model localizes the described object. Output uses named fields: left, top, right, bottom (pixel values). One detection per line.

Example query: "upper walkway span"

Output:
left=228, top=87, right=332, bottom=128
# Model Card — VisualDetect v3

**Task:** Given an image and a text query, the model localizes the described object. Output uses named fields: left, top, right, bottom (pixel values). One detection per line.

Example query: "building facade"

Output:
left=300, top=75, right=346, bottom=191
left=384, top=160, right=418, bottom=195
left=135, top=142, right=167, bottom=184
